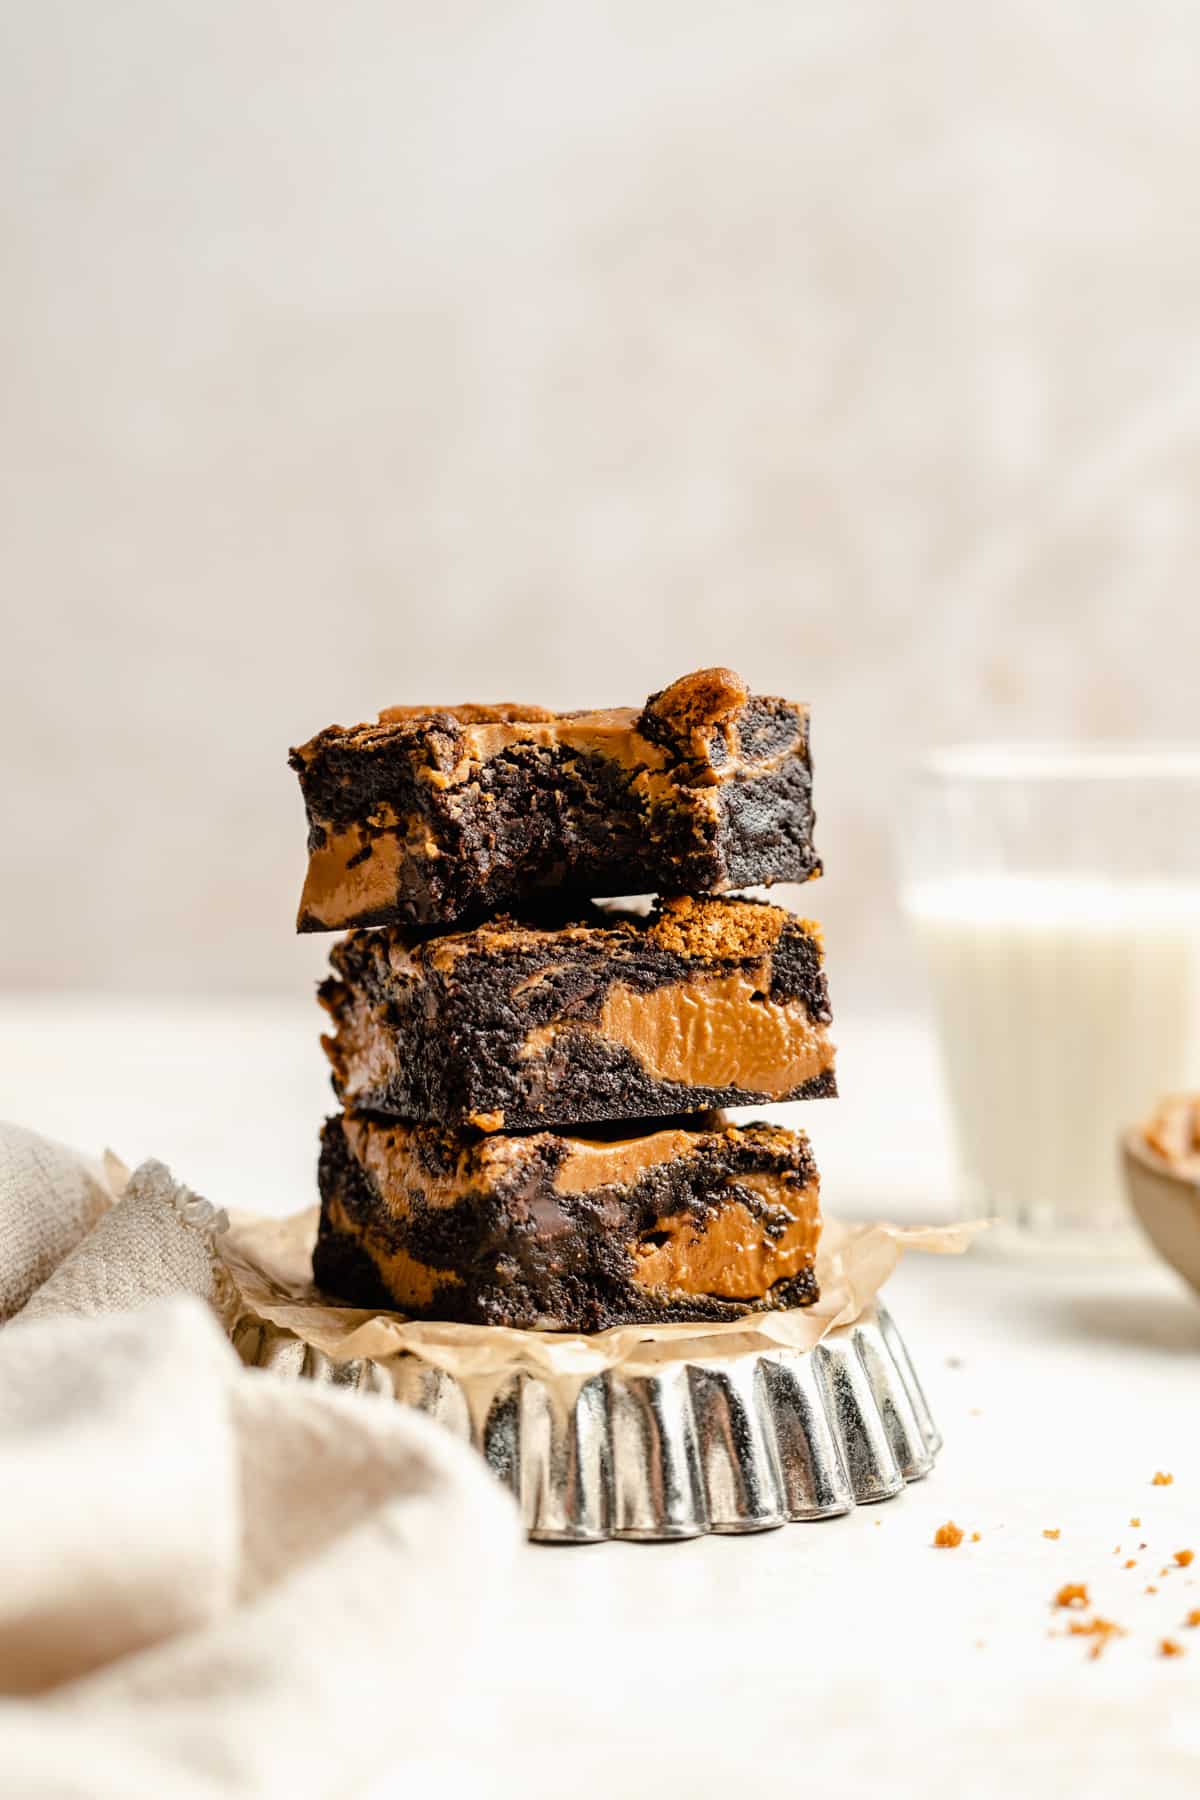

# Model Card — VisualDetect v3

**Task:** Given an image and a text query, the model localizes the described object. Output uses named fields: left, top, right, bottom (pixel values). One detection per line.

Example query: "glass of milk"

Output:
left=900, top=747, right=1200, bottom=1253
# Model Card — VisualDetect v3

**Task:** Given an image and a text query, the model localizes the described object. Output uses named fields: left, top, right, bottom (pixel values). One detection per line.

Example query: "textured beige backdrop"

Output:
left=2, top=3, right=1198, bottom=1004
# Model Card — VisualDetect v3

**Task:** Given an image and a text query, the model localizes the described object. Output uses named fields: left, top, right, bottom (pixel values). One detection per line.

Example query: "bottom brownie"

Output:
left=314, top=1109, right=821, bottom=1330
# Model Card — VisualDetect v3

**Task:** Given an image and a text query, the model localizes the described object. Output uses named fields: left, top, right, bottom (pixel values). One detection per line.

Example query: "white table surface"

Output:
left=4, top=998, right=1199, bottom=1798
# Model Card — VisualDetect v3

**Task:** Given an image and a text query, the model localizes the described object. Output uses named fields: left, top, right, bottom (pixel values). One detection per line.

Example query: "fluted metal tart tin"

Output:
left=234, top=1300, right=939, bottom=1543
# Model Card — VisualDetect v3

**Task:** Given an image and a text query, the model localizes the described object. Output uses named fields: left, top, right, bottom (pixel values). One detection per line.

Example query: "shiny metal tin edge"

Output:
left=234, top=1302, right=939, bottom=1544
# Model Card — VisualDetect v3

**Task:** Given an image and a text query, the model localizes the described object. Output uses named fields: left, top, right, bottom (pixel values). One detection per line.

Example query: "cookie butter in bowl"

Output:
left=1123, top=1094, right=1200, bottom=1296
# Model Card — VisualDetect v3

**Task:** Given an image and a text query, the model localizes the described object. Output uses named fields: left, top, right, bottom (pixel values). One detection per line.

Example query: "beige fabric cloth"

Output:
left=0, top=1120, right=518, bottom=1799
left=0, top=1124, right=117, bottom=1321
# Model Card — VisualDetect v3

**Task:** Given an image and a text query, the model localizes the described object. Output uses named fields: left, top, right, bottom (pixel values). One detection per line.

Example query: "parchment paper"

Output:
left=221, top=1208, right=985, bottom=1383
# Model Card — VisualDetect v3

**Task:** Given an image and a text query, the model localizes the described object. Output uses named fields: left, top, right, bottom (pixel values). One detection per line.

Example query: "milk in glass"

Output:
left=904, top=875, right=1200, bottom=1234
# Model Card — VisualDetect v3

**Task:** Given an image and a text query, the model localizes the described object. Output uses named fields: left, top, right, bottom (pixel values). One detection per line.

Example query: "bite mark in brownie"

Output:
left=313, top=1109, right=821, bottom=1330
left=289, top=667, right=820, bottom=931
left=321, top=894, right=836, bottom=1129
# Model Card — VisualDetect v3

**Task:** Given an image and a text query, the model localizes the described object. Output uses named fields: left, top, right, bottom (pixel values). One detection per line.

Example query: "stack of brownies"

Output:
left=288, top=666, right=836, bottom=1330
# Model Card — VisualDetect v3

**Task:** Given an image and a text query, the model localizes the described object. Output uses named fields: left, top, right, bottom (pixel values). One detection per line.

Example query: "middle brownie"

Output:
left=320, top=894, right=836, bottom=1131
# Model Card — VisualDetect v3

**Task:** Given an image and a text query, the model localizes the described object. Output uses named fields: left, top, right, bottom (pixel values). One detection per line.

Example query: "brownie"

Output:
left=289, top=666, right=820, bottom=931
left=314, top=1108, right=821, bottom=1329
left=320, top=894, right=836, bottom=1130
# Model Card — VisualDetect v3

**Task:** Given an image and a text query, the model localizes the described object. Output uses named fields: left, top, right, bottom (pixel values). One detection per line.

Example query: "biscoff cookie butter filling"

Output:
left=629, top=1186, right=820, bottom=1300
left=596, top=973, right=831, bottom=1094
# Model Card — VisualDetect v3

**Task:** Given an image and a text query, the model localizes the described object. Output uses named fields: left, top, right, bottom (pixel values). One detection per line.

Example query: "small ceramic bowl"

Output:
left=1123, top=1095, right=1200, bottom=1297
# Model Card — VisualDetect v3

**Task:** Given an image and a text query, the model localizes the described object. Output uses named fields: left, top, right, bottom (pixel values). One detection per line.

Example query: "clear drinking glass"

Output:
left=898, top=747, right=1200, bottom=1253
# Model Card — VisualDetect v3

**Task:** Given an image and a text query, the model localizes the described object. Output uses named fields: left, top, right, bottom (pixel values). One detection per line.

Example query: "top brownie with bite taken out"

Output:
left=289, top=667, right=820, bottom=931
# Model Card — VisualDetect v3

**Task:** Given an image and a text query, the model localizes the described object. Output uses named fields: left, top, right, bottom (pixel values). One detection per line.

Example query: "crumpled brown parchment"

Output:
left=221, top=1207, right=986, bottom=1383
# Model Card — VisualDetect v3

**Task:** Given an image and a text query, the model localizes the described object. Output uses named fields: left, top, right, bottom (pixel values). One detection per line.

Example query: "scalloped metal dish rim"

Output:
left=234, top=1301, right=940, bottom=1543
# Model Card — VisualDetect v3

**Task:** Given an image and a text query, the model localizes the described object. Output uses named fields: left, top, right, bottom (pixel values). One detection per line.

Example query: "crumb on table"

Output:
left=1176, top=1550, right=1194, bottom=1568
left=1185, top=1611, right=1200, bottom=1629
left=934, top=1521, right=965, bottom=1549
left=1043, top=1528, right=1061, bottom=1540
left=1146, top=1586, right=1159, bottom=1595
left=1160, top=1638, right=1185, bottom=1658
left=1067, top=1616, right=1125, bottom=1661
left=1153, top=1472, right=1174, bottom=1487
left=1130, top=1517, right=1141, bottom=1527
left=1125, top=1560, right=1138, bottom=1569
left=1055, top=1583, right=1089, bottom=1610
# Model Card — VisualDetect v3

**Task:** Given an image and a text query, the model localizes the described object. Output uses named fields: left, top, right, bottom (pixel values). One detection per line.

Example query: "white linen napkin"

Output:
left=0, top=1120, right=518, bottom=1799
